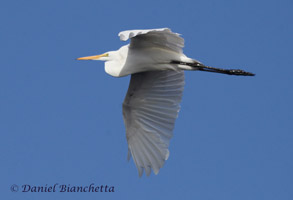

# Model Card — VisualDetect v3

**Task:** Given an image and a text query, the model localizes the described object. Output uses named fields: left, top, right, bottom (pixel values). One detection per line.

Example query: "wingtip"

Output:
left=165, top=150, right=170, bottom=160
left=153, top=169, right=160, bottom=175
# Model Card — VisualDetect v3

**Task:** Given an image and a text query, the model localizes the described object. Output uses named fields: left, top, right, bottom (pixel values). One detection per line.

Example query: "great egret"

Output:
left=77, top=28, right=254, bottom=177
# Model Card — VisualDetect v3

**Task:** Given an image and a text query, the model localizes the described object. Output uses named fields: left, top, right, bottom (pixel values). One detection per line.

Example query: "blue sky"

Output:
left=1, top=0, right=292, bottom=199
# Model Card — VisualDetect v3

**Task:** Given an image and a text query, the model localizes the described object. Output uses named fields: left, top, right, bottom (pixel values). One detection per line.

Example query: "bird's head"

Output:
left=76, top=52, right=114, bottom=61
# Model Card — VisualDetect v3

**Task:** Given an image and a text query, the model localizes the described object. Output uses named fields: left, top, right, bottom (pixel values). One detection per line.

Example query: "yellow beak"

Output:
left=76, top=53, right=108, bottom=60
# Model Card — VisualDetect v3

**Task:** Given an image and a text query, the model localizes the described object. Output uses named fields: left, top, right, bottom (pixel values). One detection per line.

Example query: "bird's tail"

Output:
left=172, top=60, right=255, bottom=76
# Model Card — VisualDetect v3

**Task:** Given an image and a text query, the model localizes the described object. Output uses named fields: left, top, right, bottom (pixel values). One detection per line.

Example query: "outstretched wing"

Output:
left=122, top=70, right=184, bottom=176
left=118, top=28, right=184, bottom=54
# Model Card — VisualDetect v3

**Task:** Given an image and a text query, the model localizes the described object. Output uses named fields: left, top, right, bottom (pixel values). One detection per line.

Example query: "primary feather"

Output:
left=123, top=70, right=184, bottom=176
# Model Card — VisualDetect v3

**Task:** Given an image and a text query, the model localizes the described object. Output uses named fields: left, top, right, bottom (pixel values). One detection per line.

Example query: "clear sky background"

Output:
left=1, top=0, right=292, bottom=199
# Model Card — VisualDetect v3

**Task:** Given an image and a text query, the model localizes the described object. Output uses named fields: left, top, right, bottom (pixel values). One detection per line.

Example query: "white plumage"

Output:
left=77, top=28, right=254, bottom=177
left=123, top=70, right=184, bottom=176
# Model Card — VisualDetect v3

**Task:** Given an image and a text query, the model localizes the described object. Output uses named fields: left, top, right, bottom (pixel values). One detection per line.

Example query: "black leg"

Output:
left=171, top=60, right=255, bottom=76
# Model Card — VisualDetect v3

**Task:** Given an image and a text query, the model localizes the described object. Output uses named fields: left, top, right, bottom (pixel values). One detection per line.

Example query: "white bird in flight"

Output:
left=77, top=28, right=254, bottom=177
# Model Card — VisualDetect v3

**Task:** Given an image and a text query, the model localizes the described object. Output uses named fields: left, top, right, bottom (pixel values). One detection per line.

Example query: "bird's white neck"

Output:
left=104, top=46, right=129, bottom=77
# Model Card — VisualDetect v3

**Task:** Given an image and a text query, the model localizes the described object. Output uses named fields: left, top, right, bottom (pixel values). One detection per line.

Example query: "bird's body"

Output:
left=77, top=28, right=254, bottom=177
left=101, top=29, right=195, bottom=77
left=105, top=45, right=193, bottom=77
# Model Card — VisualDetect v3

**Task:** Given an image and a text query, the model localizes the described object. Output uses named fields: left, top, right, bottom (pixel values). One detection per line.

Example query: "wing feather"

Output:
left=118, top=28, right=184, bottom=53
left=122, top=70, right=184, bottom=176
